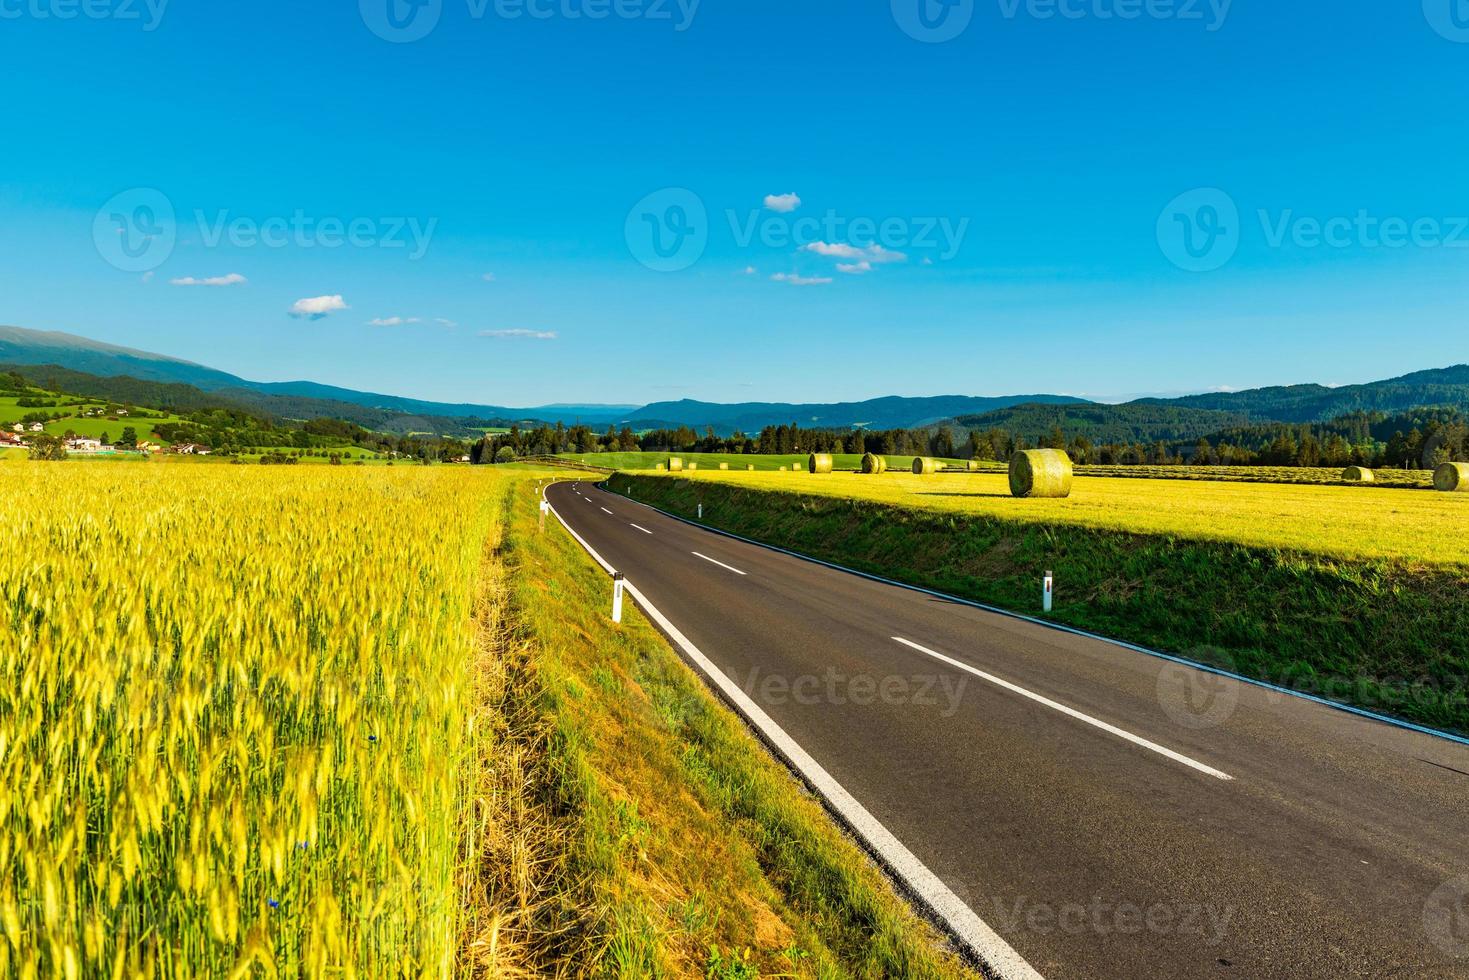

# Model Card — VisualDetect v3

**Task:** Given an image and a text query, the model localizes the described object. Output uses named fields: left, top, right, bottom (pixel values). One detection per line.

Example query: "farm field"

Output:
left=1070, top=462, right=1435, bottom=489
left=1, top=462, right=970, bottom=978
left=554, top=450, right=968, bottom=472
left=634, top=468, right=1469, bottom=568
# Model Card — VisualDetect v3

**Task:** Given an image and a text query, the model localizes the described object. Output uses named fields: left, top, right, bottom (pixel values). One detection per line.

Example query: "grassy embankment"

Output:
left=494, top=472, right=978, bottom=978
left=614, top=469, right=1469, bottom=734
left=2, top=461, right=975, bottom=978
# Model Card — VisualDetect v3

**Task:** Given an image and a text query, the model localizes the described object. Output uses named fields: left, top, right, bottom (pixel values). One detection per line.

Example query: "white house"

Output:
left=66, top=438, right=103, bottom=453
left=27, top=422, right=44, bottom=432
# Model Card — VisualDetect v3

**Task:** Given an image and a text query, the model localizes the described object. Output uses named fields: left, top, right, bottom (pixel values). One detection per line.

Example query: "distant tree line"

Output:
left=473, top=408, right=1469, bottom=471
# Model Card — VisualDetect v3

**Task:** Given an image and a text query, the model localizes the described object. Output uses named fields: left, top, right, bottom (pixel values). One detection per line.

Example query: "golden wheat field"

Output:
left=0, top=464, right=510, bottom=978
left=658, top=469, right=1469, bottom=567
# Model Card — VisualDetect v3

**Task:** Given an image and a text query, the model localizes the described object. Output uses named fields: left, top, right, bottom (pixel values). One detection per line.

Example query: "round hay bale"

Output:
left=746, top=464, right=755, bottom=471
left=1434, top=461, right=1469, bottom=492
left=719, top=462, right=729, bottom=470
left=777, top=465, right=787, bottom=472
left=967, top=460, right=983, bottom=472
left=1342, top=466, right=1375, bottom=483
left=667, top=457, right=684, bottom=472
left=912, top=457, right=938, bottom=475
left=809, top=453, right=833, bottom=474
left=655, top=463, right=666, bottom=472
left=688, top=462, right=697, bottom=471
left=860, top=453, right=887, bottom=475
left=1009, top=449, right=1073, bottom=498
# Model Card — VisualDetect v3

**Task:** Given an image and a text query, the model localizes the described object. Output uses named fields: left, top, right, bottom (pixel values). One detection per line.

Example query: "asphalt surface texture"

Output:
left=547, top=479, right=1469, bottom=979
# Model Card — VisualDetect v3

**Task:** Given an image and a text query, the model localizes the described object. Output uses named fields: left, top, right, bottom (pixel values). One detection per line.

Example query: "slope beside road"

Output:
left=544, top=480, right=1469, bottom=979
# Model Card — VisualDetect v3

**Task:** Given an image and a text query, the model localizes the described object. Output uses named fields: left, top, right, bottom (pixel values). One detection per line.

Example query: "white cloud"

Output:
left=368, top=316, right=421, bottom=327
left=803, top=242, right=907, bottom=264
left=170, top=273, right=247, bottom=287
left=770, top=273, right=832, bottom=286
left=140, top=271, right=154, bottom=284
left=289, top=295, right=348, bottom=320
left=435, top=317, right=458, bottom=328
left=479, top=328, right=558, bottom=340
left=836, top=261, right=872, bottom=275
left=763, top=192, right=801, bottom=213
left=742, top=265, right=758, bottom=275
left=481, top=273, right=497, bottom=282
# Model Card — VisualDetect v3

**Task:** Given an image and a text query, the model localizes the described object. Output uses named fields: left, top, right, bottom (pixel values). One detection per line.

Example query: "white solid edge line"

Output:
left=691, top=551, right=748, bottom=576
left=629, top=524, right=653, bottom=535
left=544, top=488, right=1044, bottom=980
left=893, top=637, right=1233, bottom=782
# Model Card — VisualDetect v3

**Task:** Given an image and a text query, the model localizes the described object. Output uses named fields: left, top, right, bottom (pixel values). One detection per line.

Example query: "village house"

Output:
left=65, top=437, right=104, bottom=453
left=27, top=422, right=44, bottom=432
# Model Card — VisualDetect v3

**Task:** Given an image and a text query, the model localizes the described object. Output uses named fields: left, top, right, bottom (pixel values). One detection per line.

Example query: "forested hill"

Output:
left=629, top=394, right=1089, bottom=433
left=943, top=402, right=1252, bottom=445
left=1129, top=366, right=1469, bottom=422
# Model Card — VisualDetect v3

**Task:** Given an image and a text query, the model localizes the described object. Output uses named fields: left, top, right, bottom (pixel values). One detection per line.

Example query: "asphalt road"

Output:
left=546, top=479, right=1469, bottom=979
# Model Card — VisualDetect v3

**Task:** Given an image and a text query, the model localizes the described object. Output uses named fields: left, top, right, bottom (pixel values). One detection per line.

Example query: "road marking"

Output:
left=692, top=552, right=747, bottom=576
left=542, top=489, right=1041, bottom=980
left=629, top=524, right=653, bottom=534
left=601, top=507, right=614, bottom=515
left=892, top=637, right=1233, bottom=782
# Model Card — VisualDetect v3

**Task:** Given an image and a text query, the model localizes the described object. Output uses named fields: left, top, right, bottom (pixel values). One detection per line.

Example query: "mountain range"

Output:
left=4, top=325, right=1469, bottom=440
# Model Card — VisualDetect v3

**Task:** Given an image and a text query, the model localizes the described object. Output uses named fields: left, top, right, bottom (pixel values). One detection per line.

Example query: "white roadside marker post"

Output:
left=697, top=503, right=703, bottom=520
left=539, top=498, right=549, bottom=533
left=611, top=572, right=626, bottom=624
left=1043, top=570, right=1053, bottom=613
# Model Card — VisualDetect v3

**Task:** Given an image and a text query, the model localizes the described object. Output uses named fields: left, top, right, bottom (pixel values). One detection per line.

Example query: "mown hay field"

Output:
left=553, top=451, right=967, bottom=473
left=651, top=469, right=1469, bottom=568
left=0, top=464, right=508, bottom=977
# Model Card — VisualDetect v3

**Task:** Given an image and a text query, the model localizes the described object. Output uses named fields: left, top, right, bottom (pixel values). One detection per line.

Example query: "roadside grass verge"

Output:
left=504, top=475, right=979, bottom=978
left=615, top=474, right=1469, bottom=735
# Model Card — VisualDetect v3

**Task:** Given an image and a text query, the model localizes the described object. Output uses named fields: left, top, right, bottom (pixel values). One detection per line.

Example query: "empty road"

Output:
left=547, top=480, right=1469, bottom=979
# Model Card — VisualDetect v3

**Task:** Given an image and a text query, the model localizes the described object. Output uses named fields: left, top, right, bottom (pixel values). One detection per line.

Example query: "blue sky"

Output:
left=2, top=0, right=1467, bottom=407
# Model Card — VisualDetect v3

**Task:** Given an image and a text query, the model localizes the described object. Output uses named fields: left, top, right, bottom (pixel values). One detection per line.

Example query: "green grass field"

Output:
left=617, top=471, right=1469, bottom=733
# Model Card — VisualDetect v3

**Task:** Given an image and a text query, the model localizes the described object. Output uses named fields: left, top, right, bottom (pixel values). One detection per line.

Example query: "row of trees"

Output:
left=472, top=410, right=1469, bottom=471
